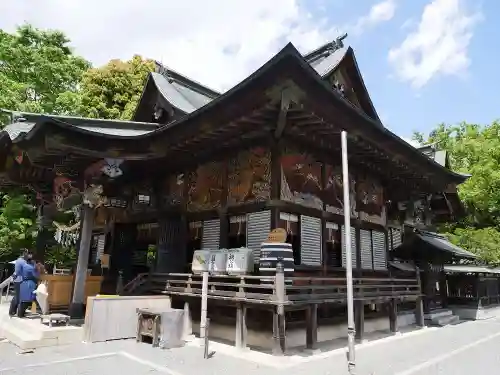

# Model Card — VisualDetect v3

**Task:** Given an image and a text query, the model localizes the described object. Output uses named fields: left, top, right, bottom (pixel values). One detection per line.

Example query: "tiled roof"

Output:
left=2, top=113, right=158, bottom=141
left=150, top=43, right=350, bottom=115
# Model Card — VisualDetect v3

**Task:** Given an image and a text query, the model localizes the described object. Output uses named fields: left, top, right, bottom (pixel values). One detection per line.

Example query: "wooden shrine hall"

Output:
left=0, top=36, right=474, bottom=351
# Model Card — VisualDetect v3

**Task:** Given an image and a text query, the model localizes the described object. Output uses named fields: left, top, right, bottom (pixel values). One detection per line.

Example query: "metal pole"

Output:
left=200, top=271, right=209, bottom=345
left=341, top=130, right=356, bottom=374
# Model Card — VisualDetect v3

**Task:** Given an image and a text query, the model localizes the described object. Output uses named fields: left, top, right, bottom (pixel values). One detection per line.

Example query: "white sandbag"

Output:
left=35, top=282, right=49, bottom=315
left=159, top=309, right=185, bottom=349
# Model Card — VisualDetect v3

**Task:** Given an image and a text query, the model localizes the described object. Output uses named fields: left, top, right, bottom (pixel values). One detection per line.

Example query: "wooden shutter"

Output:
left=202, top=219, right=220, bottom=250
left=372, top=230, right=387, bottom=270
left=360, top=229, right=373, bottom=270
left=390, top=228, right=402, bottom=250
left=96, top=234, right=105, bottom=264
left=341, top=226, right=357, bottom=268
left=300, top=215, right=322, bottom=266
left=247, top=210, right=271, bottom=265
left=157, top=219, right=183, bottom=272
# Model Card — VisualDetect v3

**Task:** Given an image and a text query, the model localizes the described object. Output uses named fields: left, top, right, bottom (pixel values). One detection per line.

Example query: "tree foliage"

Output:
left=76, top=55, right=154, bottom=120
left=414, top=121, right=500, bottom=264
left=0, top=24, right=90, bottom=123
left=0, top=25, right=156, bottom=263
left=0, top=25, right=90, bottom=262
left=0, top=194, right=37, bottom=262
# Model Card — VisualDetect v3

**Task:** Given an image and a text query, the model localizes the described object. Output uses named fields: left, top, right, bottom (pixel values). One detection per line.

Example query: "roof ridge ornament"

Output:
left=328, top=33, right=348, bottom=53
left=155, top=61, right=174, bottom=83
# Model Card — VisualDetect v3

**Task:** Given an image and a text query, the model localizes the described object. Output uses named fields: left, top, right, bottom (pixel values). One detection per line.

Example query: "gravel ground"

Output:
left=1, top=318, right=500, bottom=375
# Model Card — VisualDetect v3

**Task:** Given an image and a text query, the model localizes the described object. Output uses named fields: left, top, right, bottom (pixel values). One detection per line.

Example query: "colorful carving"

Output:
left=280, top=148, right=323, bottom=209
left=357, top=176, right=386, bottom=225
left=227, top=147, right=271, bottom=204
left=164, top=173, right=185, bottom=205
left=53, top=176, right=79, bottom=208
left=322, top=164, right=357, bottom=217
left=187, top=162, right=225, bottom=211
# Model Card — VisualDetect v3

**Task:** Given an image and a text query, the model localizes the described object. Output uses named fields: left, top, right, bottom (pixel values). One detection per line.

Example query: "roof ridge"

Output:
left=303, top=33, right=348, bottom=62
left=155, top=61, right=220, bottom=98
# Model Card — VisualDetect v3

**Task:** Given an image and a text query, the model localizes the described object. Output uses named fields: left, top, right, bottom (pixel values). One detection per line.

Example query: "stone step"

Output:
left=425, top=309, right=453, bottom=320
left=430, top=314, right=460, bottom=327
left=0, top=321, right=55, bottom=350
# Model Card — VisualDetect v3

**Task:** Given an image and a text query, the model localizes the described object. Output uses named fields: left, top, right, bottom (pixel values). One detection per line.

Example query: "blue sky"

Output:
left=303, top=0, right=494, bottom=140
left=0, top=0, right=495, bottom=142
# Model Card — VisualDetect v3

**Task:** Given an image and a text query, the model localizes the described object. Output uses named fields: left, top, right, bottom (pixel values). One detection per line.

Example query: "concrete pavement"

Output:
left=1, top=318, right=500, bottom=374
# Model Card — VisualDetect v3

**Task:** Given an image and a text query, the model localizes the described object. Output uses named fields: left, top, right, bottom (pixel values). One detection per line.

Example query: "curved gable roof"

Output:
left=0, top=43, right=467, bottom=188
left=304, top=42, right=380, bottom=122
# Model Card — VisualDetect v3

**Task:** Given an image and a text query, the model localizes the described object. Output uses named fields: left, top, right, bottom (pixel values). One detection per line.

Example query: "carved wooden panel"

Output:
left=280, top=146, right=323, bottom=209
left=322, top=164, right=357, bottom=217
left=357, top=175, right=386, bottom=225
left=187, top=161, right=224, bottom=211
left=227, top=147, right=270, bottom=205
left=163, top=173, right=185, bottom=206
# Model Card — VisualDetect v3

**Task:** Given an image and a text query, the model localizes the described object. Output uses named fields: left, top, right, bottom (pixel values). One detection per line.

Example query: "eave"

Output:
left=0, top=43, right=466, bottom=193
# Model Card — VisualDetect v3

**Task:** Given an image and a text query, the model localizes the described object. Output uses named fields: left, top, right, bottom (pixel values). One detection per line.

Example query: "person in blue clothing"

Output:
left=17, top=256, right=40, bottom=318
left=8, top=249, right=29, bottom=316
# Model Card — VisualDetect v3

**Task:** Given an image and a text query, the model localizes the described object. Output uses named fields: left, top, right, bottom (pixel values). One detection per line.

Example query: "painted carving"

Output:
left=280, top=148, right=323, bottom=209
left=322, top=164, right=357, bottom=217
left=164, top=173, right=185, bottom=206
left=53, top=176, right=79, bottom=208
left=227, top=147, right=271, bottom=204
left=357, top=176, right=386, bottom=225
left=187, top=162, right=225, bottom=211
left=403, top=200, right=427, bottom=226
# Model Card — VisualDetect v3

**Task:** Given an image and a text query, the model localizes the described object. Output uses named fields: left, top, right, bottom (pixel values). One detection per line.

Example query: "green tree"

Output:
left=0, top=193, right=37, bottom=262
left=0, top=24, right=90, bottom=124
left=414, top=121, right=500, bottom=263
left=76, top=55, right=154, bottom=120
left=0, top=24, right=90, bottom=262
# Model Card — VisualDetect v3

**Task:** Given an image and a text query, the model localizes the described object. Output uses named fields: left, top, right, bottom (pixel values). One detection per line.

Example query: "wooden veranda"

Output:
left=123, top=268, right=425, bottom=352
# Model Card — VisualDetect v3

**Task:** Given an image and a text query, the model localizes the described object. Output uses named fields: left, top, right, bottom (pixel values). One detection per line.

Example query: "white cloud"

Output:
left=352, top=0, right=397, bottom=35
left=388, top=0, right=482, bottom=89
left=0, top=0, right=336, bottom=91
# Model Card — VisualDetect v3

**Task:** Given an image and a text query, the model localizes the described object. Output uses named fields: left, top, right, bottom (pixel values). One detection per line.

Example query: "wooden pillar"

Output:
left=69, top=204, right=95, bottom=319
left=270, top=140, right=282, bottom=230
left=415, top=267, right=425, bottom=327
left=354, top=301, right=364, bottom=342
left=439, top=271, right=448, bottom=308
left=235, top=303, right=247, bottom=349
left=354, top=214, right=364, bottom=341
left=389, top=299, right=398, bottom=333
left=306, top=304, right=318, bottom=349
left=219, top=162, right=229, bottom=249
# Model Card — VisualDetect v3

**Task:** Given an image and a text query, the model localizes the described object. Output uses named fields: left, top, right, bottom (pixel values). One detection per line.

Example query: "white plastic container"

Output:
left=209, top=249, right=228, bottom=275
left=191, top=249, right=211, bottom=274
left=226, top=247, right=254, bottom=275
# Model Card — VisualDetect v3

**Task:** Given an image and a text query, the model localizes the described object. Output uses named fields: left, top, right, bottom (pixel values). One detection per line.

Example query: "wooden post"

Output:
left=69, top=204, right=95, bottom=319
left=389, top=299, right=398, bottom=333
left=415, top=267, right=425, bottom=327
left=116, top=270, right=124, bottom=294
left=200, top=271, right=209, bottom=342
left=235, top=303, right=247, bottom=349
left=306, top=304, right=318, bottom=349
left=273, top=261, right=286, bottom=355
left=354, top=300, right=364, bottom=342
